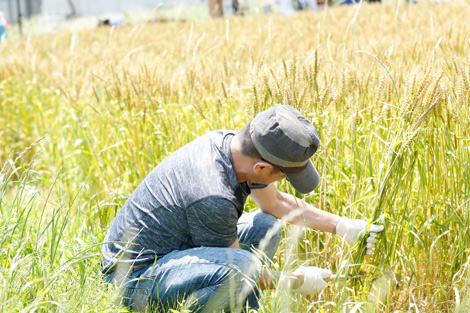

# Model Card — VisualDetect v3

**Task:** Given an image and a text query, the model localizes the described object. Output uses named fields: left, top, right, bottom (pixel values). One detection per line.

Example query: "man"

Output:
left=101, top=104, right=384, bottom=312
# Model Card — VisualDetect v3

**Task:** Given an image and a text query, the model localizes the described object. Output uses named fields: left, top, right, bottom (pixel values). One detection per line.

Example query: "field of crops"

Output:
left=1, top=0, right=470, bottom=312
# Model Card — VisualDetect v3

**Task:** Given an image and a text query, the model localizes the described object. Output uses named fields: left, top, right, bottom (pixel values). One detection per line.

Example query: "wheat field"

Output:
left=1, top=1, right=470, bottom=312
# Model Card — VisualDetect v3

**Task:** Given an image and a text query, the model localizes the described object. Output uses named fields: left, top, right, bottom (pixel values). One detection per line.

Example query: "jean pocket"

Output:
left=122, top=280, right=154, bottom=312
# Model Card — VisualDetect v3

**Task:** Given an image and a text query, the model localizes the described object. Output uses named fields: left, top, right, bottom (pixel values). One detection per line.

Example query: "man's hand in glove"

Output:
left=334, top=218, right=384, bottom=254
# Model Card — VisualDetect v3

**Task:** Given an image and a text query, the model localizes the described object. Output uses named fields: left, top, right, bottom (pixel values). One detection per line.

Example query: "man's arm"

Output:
left=250, top=183, right=339, bottom=233
left=250, top=183, right=384, bottom=254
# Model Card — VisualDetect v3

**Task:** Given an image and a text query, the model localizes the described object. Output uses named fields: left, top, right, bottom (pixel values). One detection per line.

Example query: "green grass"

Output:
left=1, top=0, right=470, bottom=311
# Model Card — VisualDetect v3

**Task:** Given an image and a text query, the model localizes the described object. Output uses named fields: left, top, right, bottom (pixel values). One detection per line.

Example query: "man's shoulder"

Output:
left=174, top=130, right=236, bottom=153
left=199, top=129, right=238, bottom=141
left=168, top=130, right=235, bottom=160
left=148, top=129, right=239, bottom=200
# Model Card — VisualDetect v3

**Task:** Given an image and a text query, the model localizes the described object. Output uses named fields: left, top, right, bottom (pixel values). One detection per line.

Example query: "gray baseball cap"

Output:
left=250, top=104, right=320, bottom=194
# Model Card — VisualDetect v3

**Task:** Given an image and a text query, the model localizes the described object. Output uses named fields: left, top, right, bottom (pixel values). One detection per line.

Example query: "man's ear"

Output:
left=253, top=159, right=273, bottom=174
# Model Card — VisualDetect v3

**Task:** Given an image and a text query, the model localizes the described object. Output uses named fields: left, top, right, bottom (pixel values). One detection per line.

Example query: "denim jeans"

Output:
left=104, top=211, right=282, bottom=312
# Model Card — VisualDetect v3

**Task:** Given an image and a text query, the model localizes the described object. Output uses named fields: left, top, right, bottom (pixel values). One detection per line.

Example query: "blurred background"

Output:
left=0, top=0, right=387, bottom=36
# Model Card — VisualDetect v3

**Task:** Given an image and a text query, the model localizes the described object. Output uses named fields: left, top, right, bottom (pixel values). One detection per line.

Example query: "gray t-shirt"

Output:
left=101, top=130, right=262, bottom=273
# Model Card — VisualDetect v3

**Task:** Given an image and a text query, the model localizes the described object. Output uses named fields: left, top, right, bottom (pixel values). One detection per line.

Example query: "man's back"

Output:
left=101, top=130, right=249, bottom=274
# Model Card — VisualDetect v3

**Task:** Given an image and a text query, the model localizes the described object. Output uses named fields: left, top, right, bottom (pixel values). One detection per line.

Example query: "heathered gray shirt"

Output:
left=102, top=130, right=262, bottom=274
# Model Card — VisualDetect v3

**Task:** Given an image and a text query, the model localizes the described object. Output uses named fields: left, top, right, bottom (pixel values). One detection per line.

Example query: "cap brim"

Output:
left=285, top=160, right=320, bottom=194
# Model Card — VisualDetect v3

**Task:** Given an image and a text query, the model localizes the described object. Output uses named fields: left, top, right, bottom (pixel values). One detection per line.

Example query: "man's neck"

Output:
left=230, top=134, right=255, bottom=183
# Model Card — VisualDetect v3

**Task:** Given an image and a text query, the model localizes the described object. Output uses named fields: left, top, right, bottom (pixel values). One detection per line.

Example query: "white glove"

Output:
left=335, top=218, right=384, bottom=254
left=293, top=266, right=332, bottom=295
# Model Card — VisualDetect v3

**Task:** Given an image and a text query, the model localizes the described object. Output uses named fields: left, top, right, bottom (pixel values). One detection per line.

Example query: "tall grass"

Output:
left=0, top=138, right=123, bottom=312
left=1, top=0, right=470, bottom=311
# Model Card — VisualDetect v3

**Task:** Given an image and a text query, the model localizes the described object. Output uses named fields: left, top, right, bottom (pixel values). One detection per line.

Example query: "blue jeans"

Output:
left=104, top=211, right=282, bottom=312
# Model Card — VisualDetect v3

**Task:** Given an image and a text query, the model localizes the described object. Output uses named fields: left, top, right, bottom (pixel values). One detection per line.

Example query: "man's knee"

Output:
left=230, top=248, right=263, bottom=276
left=254, top=212, right=282, bottom=246
left=127, top=249, right=262, bottom=312
left=255, top=211, right=278, bottom=228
